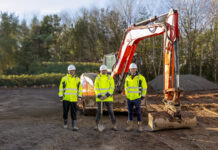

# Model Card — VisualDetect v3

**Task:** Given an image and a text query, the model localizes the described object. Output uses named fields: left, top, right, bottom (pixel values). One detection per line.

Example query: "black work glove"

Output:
left=97, top=95, right=102, bottom=99
left=59, top=97, right=63, bottom=102
left=78, top=96, right=82, bottom=101
left=141, top=96, right=145, bottom=100
left=105, top=92, right=111, bottom=97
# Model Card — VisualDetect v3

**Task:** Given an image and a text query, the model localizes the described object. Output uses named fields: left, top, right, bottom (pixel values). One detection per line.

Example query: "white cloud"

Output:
left=0, top=0, right=111, bottom=16
left=0, top=0, right=113, bottom=23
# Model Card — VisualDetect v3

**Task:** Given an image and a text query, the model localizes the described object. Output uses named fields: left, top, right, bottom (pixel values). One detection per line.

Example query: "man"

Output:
left=124, top=63, right=147, bottom=132
left=94, top=64, right=118, bottom=131
left=58, top=64, right=82, bottom=131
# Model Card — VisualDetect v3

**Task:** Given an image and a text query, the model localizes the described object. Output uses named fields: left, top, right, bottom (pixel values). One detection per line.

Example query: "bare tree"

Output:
left=167, top=0, right=212, bottom=74
left=208, top=0, right=218, bottom=81
left=112, top=0, right=149, bottom=27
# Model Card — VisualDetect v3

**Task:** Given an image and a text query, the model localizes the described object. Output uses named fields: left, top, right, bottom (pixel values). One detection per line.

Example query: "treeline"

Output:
left=4, top=62, right=100, bottom=75
left=0, top=0, right=217, bottom=82
left=0, top=8, right=125, bottom=73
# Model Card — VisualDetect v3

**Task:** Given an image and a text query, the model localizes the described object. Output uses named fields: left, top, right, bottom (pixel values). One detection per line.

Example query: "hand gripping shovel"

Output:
left=98, top=100, right=105, bottom=132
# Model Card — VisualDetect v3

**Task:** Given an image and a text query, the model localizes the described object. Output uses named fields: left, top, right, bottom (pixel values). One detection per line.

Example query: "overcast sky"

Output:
left=0, top=0, right=115, bottom=21
left=0, top=0, right=166, bottom=23
left=0, top=0, right=113, bottom=14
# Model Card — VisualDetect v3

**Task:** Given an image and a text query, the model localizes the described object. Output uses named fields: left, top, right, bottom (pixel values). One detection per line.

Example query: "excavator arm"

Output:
left=112, top=9, right=181, bottom=104
left=80, top=9, right=196, bottom=131
left=111, top=9, right=196, bottom=130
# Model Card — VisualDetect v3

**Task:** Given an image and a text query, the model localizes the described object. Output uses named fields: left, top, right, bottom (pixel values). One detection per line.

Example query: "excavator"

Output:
left=80, top=9, right=197, bottom=131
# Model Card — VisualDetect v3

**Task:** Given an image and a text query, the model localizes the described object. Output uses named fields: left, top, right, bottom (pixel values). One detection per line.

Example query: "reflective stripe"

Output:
left=110, top=87, right=114, bottom=90
left=65, top=88, right=77, bottom=90
left=59, top=94, right=63, bottom=96
left=126, top=87, right=141, bottom=89
left=59, top=89, right=64, bottom=91
left=141, top=94, right=146, bottom=96
left=95, top=88, right=109, bottom=90
left=108, top=92, right=112, bottom=95
left=128, top=91, right=141, bottom=93
left=78, top=91, right=83, bottom=93
left=142, top=88, right=147, bottom=91
left=99, top=92, right=107, bottom=95
left=99, top=88, right=110, bottom=90
left=64, top=93, right=77, bottom=95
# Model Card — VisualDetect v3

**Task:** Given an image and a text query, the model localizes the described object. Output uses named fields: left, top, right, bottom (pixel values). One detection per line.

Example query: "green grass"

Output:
left=0, top=73, right=64, bottom=87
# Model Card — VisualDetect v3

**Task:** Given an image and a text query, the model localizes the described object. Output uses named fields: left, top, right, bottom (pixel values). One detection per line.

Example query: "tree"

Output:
left=0, top=12, right=19, bottom=73
left=168, top=0, right=212, bottom=74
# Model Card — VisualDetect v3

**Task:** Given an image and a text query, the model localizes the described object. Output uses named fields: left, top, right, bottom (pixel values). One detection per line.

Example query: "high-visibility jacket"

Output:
left=125, top=73, right=147, bottom=100
left=94, top=74, right=115, bottom=102
left=58, top=74, right=82, bottom=102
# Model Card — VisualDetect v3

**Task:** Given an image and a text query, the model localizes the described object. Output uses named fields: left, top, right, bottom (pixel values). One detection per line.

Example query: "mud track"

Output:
left=0, top=88, right=218, bottom=150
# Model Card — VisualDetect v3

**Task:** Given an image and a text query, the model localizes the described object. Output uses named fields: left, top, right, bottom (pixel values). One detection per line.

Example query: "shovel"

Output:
left=98, top=99, right=105, bottom=132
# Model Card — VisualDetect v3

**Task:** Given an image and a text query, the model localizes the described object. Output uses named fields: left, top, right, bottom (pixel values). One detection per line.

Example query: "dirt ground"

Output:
left=0, top=88, right=218, bottom=150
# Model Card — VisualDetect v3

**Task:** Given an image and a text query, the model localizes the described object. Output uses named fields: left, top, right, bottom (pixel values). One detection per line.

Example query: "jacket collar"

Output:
left=67, top=73, right=76, bottom=78
left=129, top=71, right=139, bottom=79
left=100, top=73, right=108, bottom=77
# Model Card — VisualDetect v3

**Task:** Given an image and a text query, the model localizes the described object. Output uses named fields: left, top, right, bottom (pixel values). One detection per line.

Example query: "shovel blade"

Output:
left=98, top=124, right=105, bottom=132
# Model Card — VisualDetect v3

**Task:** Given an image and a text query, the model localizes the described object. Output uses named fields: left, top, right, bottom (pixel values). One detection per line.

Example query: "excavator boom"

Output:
left=111, top=9, right=196, bottom=131
left=80, top=9, right=197, bottom=131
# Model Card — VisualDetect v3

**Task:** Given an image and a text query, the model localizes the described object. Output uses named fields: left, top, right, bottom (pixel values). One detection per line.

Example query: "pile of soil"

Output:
left=148, top=74, right=218, bottom=92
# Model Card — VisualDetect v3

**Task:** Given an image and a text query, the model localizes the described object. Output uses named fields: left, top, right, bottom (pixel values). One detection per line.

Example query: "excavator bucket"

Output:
left=147, top=111, right=197, bottom=131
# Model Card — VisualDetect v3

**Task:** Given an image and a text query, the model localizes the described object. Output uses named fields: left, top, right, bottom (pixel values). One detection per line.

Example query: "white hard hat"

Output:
left=68, top=64, right=76, bottom=70
left=100, top=65, right=107, bottom=71
left=129, top=63, right=137, bottom=69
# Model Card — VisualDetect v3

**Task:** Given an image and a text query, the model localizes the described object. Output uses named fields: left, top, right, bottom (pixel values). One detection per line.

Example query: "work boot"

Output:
left=72, top=120, right=79, bottom=131
left=138, top=121, right=143, bottom=132
left=72, top=126, right=79, bottom=131
left=63, top=120, right=68, bottom=129
left=94, top=123, right=99, bottom=131
left=63, top=124, right=68, bottom=129
left=112, top=123, right=118, bottom=131
left=125, top=120, right=133, bottom=132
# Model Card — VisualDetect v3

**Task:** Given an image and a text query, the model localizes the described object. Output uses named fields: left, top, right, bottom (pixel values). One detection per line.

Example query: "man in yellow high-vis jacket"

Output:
left=94, top=65, right=118, bottom=131
left=125, top=63, right=147, bottom=132
left=58, top=64, right=82, bottom=131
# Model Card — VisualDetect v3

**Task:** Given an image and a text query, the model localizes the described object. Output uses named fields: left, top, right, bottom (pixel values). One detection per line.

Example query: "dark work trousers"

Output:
left=63, top=100, right=77, bottom=122
left=127, top=98, right=142, bottom=121
left=96, top=102, right=116, bottom=124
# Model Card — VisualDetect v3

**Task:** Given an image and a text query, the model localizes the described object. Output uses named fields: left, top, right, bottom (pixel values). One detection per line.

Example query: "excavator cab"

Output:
left=103, top=52, right=141, bottom=74
left=103, top=53, right=117, bottom=73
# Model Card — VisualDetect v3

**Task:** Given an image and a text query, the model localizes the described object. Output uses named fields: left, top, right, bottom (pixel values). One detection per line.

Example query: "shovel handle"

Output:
left=101, top=100, right=103, bottom=117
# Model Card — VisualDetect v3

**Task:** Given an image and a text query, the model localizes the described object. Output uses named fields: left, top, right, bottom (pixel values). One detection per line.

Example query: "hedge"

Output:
left=0, top=73, right=65, bottom=87
left=4, top=61, right=101, bottom=75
